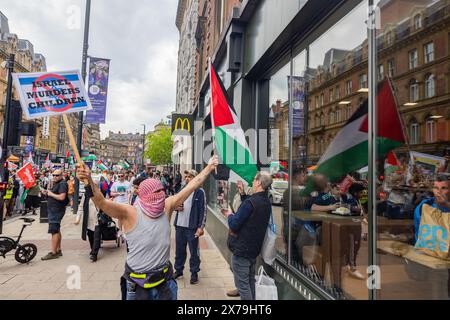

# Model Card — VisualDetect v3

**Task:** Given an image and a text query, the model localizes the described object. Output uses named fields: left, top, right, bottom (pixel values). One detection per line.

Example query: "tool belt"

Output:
left=124, top=261, right=173, bottom=290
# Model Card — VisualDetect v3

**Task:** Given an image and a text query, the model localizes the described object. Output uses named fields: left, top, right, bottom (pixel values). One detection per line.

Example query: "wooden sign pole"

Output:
left=62, top=114, right=89, bottom=184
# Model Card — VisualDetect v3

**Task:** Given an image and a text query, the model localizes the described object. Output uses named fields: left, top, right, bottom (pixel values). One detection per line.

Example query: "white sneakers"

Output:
left=346, top=265, right=365, bottom=280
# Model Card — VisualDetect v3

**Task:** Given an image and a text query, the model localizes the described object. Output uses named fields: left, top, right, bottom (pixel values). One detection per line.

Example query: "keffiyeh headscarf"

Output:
left=135, top=179, right=166, bottom=218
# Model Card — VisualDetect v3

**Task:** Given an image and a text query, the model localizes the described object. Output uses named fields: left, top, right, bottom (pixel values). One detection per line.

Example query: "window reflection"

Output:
left=376, top=0, right=450, bottom=300
left=268, top=62, right=291, bottom=261
left=288, top=1, right=369, bottom=300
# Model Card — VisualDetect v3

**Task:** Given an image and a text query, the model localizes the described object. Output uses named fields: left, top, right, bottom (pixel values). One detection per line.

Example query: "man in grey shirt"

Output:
left=173, top=169, right=207, bottom=285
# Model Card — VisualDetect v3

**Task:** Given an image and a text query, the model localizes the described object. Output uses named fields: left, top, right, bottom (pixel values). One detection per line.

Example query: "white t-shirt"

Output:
left=176, top=193, right=194, bottom=228
left=111, top=180, right=132, bottom=204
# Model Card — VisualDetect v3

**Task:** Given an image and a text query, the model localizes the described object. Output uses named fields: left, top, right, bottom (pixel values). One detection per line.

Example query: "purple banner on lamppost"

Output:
left=288, top=76, right=305, bottom=137
left=85, top=57, right=110, bottom=124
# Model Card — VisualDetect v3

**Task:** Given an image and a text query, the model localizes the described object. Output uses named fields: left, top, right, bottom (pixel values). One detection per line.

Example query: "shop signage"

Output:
left=42, top=117, right=50, bottom=137
left=172, top=114, right=194, bottom=136
left=12, top=70, right=92, bottom=119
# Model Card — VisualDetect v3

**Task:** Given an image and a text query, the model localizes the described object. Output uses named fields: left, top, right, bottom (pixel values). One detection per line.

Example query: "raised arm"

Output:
left=76, top=166, right=134, bottom=222
left=164, top=156, right=219, bottom=216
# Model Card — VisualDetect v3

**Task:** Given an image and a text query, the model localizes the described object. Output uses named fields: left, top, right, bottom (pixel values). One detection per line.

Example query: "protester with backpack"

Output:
left=40, top=169, right=69, bottom=261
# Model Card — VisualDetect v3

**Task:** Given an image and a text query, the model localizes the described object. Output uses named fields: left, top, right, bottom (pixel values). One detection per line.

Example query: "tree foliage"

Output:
left=145, top=127, right=173, bottom=165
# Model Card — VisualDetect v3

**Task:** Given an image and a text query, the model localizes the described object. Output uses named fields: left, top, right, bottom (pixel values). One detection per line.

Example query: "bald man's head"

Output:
left=52, top=169, right=63, bottom=182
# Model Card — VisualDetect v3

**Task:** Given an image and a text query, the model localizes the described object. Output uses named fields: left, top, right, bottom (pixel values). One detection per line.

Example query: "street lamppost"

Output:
left=0, top=54, right=15, bottom=234
left=141, top=124, right=146, bottom=171
left=74, top=0, right=91, bottom=215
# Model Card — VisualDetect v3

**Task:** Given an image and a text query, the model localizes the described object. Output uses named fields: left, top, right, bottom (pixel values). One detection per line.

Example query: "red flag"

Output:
left=17, top=162, right=36, bottom=189
left=66, top=150, right=71, bottom=158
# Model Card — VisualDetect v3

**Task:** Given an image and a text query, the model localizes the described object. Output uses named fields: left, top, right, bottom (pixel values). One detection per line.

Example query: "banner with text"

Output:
left=17, top=162, right=36, bottom=189
left=12, top=70, right=92, bottom=119
left=85, top=57, right=110, bottom=124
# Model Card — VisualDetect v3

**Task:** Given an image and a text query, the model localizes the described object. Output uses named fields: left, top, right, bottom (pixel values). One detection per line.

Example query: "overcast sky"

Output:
left=2, top=0, right=178, bottom=139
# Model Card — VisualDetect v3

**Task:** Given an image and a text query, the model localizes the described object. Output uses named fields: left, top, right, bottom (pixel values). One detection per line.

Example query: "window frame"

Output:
left=409, top=49, right=418, bottom=70
left=424, top=42, right=434, bottom=64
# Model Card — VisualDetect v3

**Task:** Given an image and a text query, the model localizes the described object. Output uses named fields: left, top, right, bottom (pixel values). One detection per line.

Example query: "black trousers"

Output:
left=87, top=226, right=101, bottom=256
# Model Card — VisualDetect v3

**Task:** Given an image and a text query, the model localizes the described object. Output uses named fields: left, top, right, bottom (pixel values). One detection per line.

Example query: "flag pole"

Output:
left=62, top=114, right=88, bottom=184
left=208, top=57, right=218, bottom=175
left=386, top=77, right=423, bottom=181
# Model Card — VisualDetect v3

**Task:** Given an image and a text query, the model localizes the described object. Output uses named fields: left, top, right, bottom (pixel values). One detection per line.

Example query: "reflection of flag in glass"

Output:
left=384, top=151, right=400, bottom=175
left=313, top=79, right=405, bottom=183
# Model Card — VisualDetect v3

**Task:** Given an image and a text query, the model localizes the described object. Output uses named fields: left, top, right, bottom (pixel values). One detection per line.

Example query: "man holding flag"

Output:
left=209, top=62, right=272, bottom=300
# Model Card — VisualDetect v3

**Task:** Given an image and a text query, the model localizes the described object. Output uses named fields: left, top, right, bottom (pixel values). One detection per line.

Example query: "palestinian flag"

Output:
left=210, top=63, right=258, bottom=184
left=97, top=160, right=109, bottom=171
left=124, top=159, right=132, bottom=169
left=20, top=189, right=28, bottom=204
left=314, top=79, right=406, bottom=183
left=384, top=151, right=401, bottom=174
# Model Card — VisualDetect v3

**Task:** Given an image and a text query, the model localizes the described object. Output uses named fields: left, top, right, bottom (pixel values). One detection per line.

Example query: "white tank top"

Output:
left=125, top=206, right=171, bottom=273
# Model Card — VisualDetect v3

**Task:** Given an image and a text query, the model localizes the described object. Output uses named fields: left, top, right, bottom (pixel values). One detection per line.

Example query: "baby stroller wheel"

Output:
left=15, top=243, right=37, bottom=264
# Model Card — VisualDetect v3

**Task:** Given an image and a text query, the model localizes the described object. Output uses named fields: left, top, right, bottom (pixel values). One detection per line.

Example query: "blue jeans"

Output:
left=174, top=226, right=201, bottom=274
left=231, top=255, right=256, bottom=300
left=126, top=279, right=178, bottom=300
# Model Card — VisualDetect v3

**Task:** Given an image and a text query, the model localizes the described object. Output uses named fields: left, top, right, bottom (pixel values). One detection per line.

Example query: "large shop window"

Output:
left=268, top=62, right=291, bottom=262
left=285, top=1, right=369, bottom=300
left=375, top=0, right=450, bottom=300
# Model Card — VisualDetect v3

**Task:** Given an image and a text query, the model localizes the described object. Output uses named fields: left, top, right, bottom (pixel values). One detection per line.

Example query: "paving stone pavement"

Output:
left=0, top=208, right=239, bottom=300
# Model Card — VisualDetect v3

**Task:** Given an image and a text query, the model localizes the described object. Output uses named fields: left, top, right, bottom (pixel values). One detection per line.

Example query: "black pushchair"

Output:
left=98, top=212, right=121, bottom=247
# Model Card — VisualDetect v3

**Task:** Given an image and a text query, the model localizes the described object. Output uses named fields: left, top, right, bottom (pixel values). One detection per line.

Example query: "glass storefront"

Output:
left=375, top=0, right=450, bottom=300
left=202, top=0, right=450, bottom=300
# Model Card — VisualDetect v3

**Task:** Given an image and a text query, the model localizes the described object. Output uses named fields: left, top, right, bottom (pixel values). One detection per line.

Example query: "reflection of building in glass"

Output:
left=307, top=0, right=450, bottom=164
left=270, top=99, right=289, bottom=162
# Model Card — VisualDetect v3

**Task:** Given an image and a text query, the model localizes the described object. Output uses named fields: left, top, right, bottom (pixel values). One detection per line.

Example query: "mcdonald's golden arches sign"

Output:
left=172, top=114, right=194, bottom=136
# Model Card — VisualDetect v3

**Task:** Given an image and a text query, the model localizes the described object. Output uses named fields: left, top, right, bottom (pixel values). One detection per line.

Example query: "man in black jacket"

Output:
left=222, top=171, right=272, bottom=300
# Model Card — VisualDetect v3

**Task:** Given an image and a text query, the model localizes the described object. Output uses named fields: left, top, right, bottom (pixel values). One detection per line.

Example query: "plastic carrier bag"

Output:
left=261, top=209, right=277, bottom=265
left=255, top=266, right=278, bottom=300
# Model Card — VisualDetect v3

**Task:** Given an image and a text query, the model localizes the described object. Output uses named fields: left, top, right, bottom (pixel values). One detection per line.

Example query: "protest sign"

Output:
left=12, top=70, right=92, bottom=119
left=17, top=162, right=36, bottom=189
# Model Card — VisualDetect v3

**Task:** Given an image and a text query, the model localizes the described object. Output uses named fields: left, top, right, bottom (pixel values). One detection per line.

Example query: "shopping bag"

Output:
left=261, top=209, right=277, bottom=265
left=255, top=266, right=278, bottom=300
left=415, top=204, right=450, bottom=260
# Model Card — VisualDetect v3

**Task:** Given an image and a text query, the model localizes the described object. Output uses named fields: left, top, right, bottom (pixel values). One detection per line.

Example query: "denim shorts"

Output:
left=48, top=223, right=61, bottom=234
left=126, top=278, right=178, bottom=300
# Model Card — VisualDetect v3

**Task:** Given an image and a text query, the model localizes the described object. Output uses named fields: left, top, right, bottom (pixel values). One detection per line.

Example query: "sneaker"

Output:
left=90, top=254, right=97, bottom=262
left=226, top=289, right=240, bottom=297
left=41, top=252, right=59, bottom=261
left=346, top=266, right=365, bottom=280
left=57, top=250, right=63, bottom=257
left=172, top=271, right=183, bottom=280
left=190, top=273, right=199, bottom=285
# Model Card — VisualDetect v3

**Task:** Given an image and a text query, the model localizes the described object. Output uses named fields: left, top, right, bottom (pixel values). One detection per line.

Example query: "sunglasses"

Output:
left=53, top=174, right=61, bottom=177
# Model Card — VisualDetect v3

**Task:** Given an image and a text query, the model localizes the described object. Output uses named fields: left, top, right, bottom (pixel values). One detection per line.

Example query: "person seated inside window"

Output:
left=311, top=174, right=339, bottom=212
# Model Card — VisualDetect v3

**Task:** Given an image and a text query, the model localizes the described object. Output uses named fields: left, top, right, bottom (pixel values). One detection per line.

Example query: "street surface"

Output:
left=0, top=208, right=238, bottom=300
